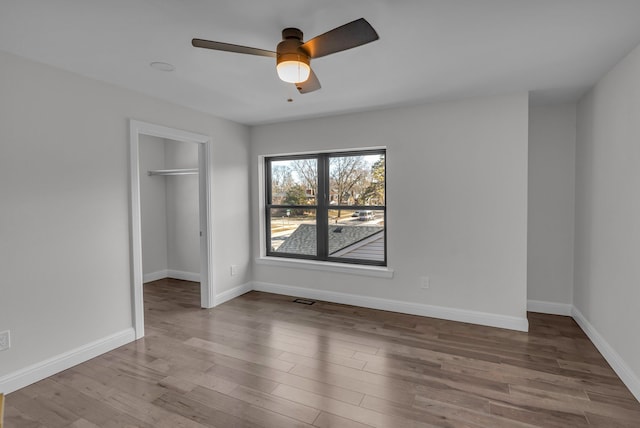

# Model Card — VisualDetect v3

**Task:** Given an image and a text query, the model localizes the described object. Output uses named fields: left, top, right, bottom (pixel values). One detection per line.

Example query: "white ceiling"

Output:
left=2, top=0, right=640, bottom=125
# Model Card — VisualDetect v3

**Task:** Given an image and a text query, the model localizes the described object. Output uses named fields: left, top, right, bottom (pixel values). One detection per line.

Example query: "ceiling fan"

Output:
left=192, top=18, right=379, bottom=94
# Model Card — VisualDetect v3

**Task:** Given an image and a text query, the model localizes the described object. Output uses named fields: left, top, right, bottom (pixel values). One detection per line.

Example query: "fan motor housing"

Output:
left=282, top=28, right=303, bottom=40
left=277, top=28, right=310, bottom=65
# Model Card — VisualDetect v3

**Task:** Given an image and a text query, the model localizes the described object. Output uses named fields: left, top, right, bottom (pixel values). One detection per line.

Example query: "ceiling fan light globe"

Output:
left=277, top=61, right=311, bottom=83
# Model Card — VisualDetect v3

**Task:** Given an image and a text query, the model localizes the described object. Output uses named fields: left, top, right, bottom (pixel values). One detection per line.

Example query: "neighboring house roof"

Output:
left=275, top=224, right=383, bottom=256
left=331, top=231, right=385, bottom=261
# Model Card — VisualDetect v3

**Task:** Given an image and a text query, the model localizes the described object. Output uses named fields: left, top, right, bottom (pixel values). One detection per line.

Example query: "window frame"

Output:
left=265, top=149, right=386, bottom=266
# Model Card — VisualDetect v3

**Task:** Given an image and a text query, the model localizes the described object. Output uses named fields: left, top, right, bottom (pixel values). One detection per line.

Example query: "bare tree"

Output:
left=271, top=164, right=294, bottom=203
left=288, top=156, right=380, bottom=219
left=329, top=156, right=367, bottom=218
left=290, top=159, right=318, bottom=201
left=361, top=157, right=385, bottom=205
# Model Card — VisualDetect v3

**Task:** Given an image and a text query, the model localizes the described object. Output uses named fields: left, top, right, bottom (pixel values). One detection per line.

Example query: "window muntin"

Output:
left=266, top=150, right=385, bottom=266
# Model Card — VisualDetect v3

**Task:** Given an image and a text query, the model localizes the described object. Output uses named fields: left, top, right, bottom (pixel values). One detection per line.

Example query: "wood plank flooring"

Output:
left=6, top=278, right=640, bottom=427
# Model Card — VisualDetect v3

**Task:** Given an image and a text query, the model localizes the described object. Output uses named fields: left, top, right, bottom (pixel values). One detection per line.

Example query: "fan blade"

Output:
left=300, top=18, right=378, bottom=59
left=192, top=39, right=276, bottom=58
left=296, top=69, right=321, bottom=94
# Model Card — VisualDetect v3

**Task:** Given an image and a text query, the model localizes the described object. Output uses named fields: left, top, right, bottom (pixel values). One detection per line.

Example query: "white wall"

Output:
left=251, top=94, right=530, bottom=329
left=574, top=43, right=640, bottom=397
left=165, top=139, right=200, bottom=276
left=139, top=135, right=169, bottom=277
left=0, top=50, right=251, bottom=381
left=527, top=104, right=576, bottom=310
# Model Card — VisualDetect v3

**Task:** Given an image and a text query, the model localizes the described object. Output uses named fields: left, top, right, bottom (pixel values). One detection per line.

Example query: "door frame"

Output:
left=129, top=119, right=214, bottom=339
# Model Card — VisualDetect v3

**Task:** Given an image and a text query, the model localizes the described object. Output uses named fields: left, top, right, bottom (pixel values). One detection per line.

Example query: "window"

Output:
left=265, top=149, right=386, bottom=266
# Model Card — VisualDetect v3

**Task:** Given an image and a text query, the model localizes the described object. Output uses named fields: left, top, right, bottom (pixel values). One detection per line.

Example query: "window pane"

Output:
left=270, top=158, right=317, bottom=205
left=328, top=209, right=385, bottom=261
left=269, top=208, right=317, bottom=256
left=328, top=154, right=385, bottom=207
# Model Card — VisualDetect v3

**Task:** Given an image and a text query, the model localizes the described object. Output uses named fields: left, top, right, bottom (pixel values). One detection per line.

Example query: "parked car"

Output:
left=351, top=211, right=360, bottom=217
left=358, top=210, right=375, bottom=221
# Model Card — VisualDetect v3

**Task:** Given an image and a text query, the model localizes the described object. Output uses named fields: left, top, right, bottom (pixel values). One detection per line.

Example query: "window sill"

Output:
left=255, top=257, right=394, bottom=278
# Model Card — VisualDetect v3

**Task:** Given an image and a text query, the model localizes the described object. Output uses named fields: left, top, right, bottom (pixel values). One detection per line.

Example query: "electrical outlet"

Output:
left=230, top=265, right=238, bottom=276
left=0, top=330, right=10, bottom=351
left=420, top=276, right=430, bottom=289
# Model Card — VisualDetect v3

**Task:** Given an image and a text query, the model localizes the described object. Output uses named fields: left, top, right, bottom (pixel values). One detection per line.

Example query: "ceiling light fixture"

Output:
left=275, top=28, right=310, bottom=84
left=150, top=61, right=175, bottom=72
left=276, top=54, right=310, bottom=83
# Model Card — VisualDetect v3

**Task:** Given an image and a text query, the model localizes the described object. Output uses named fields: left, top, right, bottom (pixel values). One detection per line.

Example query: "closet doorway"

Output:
left=129, top=120, right=214, bottom=339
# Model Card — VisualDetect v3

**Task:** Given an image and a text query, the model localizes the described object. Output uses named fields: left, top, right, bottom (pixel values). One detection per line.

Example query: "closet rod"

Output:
left=147, top=168, right=198, bottom=176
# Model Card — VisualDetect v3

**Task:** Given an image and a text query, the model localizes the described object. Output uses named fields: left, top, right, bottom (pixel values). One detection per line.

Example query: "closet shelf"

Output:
left=148, top=168, right=198, bottom=176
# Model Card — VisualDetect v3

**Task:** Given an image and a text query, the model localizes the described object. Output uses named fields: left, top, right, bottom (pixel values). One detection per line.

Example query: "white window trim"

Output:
left=255, top=256, right=394, bottom=278
left=257, top=148, right=392, bottom=278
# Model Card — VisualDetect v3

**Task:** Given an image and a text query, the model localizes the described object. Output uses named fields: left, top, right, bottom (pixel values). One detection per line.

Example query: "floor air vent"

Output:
left=293, top=298, right=316, bottom=305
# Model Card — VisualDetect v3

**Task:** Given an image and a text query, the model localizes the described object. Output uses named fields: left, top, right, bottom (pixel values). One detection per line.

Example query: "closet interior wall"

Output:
left=139, top=135, right=200, bottom=283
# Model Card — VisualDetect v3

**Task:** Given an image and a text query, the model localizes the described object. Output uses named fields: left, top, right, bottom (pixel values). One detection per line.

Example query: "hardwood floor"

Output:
left=6, top=278, right=640, bottom=427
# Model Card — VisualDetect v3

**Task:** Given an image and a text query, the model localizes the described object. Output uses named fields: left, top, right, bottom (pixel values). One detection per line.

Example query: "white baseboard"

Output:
left=167, top=269, right=200, bottom=282
left=252, top=281, right=529, bottom=332
left=527, top=299, right=573, bottom=316
left=143, top=270, right=168, bottom=283
left=571, top=307, right=640, bottom=402
left=0, top=328, right=135, bottom=394
left=144, top=270, right=201, bottom=283
left=215, top=282, right=253, bottom=306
